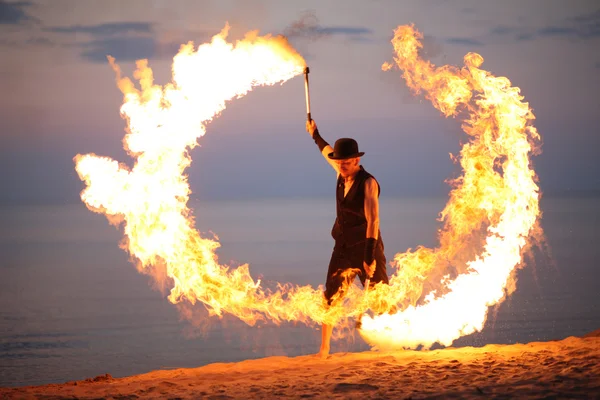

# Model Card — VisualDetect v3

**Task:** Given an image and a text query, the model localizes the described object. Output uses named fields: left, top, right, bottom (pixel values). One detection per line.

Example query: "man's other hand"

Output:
left=306, top=119, right=317, bottom=137
left=363, top=261, right=375, bottom=278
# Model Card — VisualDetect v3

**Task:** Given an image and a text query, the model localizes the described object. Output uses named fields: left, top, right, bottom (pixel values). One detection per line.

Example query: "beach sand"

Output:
left=2, top=330, right=598, bottom=399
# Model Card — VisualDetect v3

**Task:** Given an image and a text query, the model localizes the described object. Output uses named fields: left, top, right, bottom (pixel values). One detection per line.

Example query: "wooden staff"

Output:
left=304, top=67, right=311, bottom=122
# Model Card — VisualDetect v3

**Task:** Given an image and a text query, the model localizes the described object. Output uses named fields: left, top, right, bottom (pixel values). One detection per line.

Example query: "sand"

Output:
left=2, top=331, right=598, bottom=399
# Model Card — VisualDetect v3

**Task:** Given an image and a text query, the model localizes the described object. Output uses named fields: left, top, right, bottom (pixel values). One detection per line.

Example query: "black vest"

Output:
left=331, top=166, right=381, bottom=247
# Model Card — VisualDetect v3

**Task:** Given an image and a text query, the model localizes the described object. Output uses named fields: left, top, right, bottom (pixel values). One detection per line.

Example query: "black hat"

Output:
left=328, top=138, right=365, bottom=160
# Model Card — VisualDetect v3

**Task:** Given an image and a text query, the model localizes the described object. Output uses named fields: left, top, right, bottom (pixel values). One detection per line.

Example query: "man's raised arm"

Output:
left=306, top=120, right=340, bottom=175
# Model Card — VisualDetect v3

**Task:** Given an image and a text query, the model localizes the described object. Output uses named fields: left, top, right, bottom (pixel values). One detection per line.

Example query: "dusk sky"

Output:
left=1, top=0, right=599, bottom=204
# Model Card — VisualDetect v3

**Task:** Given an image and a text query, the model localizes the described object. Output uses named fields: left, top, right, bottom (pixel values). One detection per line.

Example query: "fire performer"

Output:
left=306, top=118, right=389, bottom=358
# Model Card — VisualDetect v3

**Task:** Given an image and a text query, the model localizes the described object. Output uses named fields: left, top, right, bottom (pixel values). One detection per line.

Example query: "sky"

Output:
left=0, top=0, right=599, bottom=205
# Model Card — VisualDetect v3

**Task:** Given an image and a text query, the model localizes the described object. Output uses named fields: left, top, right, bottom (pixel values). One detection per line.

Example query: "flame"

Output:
left=357, top=25, right=542, bottom=349
left=75, top=23, right=542, bottom=350
left=74, top=25, right=374, bottom=334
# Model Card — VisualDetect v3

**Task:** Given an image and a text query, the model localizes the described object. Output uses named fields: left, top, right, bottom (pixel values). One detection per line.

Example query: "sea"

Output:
left=0, top=196, right=598, bottom=387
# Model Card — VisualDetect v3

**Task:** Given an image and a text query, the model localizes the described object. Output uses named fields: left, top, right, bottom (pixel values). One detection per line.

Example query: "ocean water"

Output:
left=0, top=196, right=598, bottom=387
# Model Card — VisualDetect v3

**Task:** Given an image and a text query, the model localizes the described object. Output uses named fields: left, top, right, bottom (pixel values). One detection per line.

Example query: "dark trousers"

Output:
left=324, top=239, right=388, bottom=305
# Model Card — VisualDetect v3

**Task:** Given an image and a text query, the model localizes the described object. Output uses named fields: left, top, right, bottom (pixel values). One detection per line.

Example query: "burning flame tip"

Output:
left=381, top=61, right=394, bottom=71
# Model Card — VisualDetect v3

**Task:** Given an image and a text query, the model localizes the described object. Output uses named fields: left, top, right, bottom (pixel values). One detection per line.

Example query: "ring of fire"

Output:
left=74, top=24, right=541, bottom=350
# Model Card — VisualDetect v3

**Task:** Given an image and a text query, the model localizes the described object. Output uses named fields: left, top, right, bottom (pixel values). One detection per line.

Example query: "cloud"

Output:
left=0, top=1, right=49, bottom=48
left=42, top=21, right=198, bottom=63
left=0, top=0, right=35, bottom=24
left=445, top=37, right=484, bottom=46
left=80, top=36, right=156, bottom=63
left=296, top=23, right=373, bottom=43
left=283, top=10, right=373, bottom=43
left=25, top=36, right=53, bottom=46
left=515, top=33, right=534, bottom=41
left=79, top=36, right=181, bottom=63
left=568, top=8, right=600, bottom=38
left=45, top=22, right=153, bottom=36
left=0, top=37, right=17, bottom=46
left=315, top=26, right=372, bottom=36
left=537, top=26, right=579, bottom=37
left=491, top=7, right=600, bottom=42
left=489, top=26, right=516, bottom=36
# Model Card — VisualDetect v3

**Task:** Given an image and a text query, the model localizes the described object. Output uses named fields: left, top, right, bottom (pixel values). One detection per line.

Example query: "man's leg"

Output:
left=317, top=323, right=333, bottom=359
left=317, top=247, right=349, bottom=358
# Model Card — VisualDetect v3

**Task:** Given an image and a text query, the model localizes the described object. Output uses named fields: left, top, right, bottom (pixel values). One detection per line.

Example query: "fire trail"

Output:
left=74, top=24, right=541, bottom=349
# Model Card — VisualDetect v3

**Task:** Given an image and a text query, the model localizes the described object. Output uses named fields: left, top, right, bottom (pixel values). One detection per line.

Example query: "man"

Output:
left=306, top=119, right=389, bottom=359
